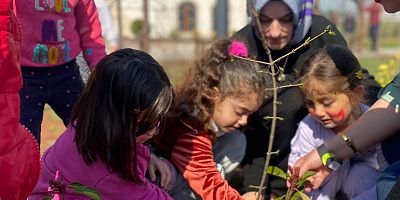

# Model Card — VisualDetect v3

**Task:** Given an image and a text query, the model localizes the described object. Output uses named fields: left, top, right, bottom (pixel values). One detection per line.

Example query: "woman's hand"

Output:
left=148, top=153, right=172, bottom=190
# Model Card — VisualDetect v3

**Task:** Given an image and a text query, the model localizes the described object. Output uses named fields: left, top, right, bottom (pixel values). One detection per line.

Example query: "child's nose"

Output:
left=313, top=104, right=326, bottom=117
left=237, top=115, right=248, bottom=127
left=147, top=125, right=160, bottom=137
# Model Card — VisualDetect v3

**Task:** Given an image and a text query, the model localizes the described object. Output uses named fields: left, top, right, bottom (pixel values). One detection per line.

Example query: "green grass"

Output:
left=359, top=55, right=391, bottom=76
left=380, top=37, right=400, bottom=49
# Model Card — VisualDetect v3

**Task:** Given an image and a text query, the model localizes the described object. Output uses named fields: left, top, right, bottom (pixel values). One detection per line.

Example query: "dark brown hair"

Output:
left=71, top=48, right=173, bottom=184
left=300, top=45, right=364, bottom=99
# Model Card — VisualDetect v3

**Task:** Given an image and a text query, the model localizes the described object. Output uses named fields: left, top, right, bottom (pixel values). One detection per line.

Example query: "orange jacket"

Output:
left=154, top=117, right=243, bottom=200
left=0, top=0, right=40, bottom=199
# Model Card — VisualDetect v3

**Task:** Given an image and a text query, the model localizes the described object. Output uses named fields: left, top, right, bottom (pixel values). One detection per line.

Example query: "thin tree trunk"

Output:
left=142, top=0, right=150, bottom=52
left=356, top=0, right=366, bottom=51
left=116, top=0, right=122, bottom=47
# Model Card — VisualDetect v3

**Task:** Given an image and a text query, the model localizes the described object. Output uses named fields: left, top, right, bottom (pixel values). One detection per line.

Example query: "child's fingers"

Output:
left=304, top=177, right=314, bottom=193
left=158, top=159, right=172, bottom=188
left=312, top=176, right=325, bottom=189
left=163, top=161, right=172, bottom=188
left=159, top=163, right=167, bottom=187
left=148, top=164, right=156, bottom=181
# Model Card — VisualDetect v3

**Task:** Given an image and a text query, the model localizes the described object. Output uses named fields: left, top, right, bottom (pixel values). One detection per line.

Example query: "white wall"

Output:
left=107, top=0, right=249, bottom=39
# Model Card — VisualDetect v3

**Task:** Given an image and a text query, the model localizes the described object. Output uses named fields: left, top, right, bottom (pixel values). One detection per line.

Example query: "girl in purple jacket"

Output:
left=29, top=48, right=174, bottom=199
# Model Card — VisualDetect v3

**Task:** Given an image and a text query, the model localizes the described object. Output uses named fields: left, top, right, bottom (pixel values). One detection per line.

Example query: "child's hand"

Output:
left=308, top=166, right=331, bottom=190
left=287, top=165, right=331, bottom=192
left=149, top=153, right=173, bottom=190
left=241, top=191, right=263, bottom=200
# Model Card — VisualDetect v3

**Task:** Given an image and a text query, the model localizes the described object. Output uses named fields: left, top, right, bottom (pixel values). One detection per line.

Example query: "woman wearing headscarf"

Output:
left=231, top=0, right=381, bottom=197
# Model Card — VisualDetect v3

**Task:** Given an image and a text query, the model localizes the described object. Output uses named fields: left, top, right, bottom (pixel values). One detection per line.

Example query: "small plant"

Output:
left=43, top=171, right=102, bottom=200
left=266, top=166, right=315, bottom=200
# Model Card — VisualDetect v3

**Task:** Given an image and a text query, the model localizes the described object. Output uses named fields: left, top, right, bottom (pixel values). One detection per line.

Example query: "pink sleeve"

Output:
left=75, top=0, right=106, bottom=69
left=171, top=132, right=244, bottom=200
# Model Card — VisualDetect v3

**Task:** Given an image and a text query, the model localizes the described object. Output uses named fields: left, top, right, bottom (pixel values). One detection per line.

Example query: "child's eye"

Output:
left=236, top=111, right=244, bottom=116
left=322, top=100, right=334, bottom=107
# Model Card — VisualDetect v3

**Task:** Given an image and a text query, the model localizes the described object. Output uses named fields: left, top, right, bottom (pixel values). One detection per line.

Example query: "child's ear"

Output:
left=353, top=85, right=364, bottom=97
left=211, top=87, right=220, bottom=99
left=351, top=86, right=364, bottom=103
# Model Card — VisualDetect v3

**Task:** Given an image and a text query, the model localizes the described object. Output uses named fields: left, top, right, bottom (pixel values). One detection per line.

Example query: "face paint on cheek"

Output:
left=328, top=109, right=345, bottom=122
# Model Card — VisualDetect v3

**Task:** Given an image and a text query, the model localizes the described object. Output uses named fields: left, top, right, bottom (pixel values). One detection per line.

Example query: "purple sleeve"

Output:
left=96, top=174, right=173, bottom=200
left=288, top=118, right=322, bottom=167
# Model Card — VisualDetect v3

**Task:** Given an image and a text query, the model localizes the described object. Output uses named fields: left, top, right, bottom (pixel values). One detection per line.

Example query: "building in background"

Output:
left=107, top=0, right=248, bottom=40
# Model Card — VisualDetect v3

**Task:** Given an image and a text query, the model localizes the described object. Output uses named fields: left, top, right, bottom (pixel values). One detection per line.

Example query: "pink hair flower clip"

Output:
left=229, top=41, right=249, bottom=57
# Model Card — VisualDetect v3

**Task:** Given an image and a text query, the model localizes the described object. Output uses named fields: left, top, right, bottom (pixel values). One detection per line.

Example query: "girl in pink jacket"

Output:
left=14, top=0, right=106, bottom=145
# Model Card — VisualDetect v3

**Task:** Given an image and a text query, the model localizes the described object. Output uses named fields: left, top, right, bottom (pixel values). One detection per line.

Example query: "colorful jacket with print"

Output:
left=13, top=0, right=106, bottom=68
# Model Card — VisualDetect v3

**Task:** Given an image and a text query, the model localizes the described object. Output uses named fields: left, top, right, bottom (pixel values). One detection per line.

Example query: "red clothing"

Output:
left=367, top=3, right=381, bottom=26
left=154, top=116, right=243, bottom=200
left=0, top=0, right=41, bottom=199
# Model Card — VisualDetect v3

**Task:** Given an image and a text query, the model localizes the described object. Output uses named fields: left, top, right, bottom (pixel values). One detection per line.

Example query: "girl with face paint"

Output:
left=231, top=0, right=382, bottom=197
left=292, top=1, right=400, bottom=199
left=288, top=45, right=380, bottom=199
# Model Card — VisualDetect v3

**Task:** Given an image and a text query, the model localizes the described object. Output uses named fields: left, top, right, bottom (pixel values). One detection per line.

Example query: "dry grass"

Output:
left=41, top=105, right=65, bottom=153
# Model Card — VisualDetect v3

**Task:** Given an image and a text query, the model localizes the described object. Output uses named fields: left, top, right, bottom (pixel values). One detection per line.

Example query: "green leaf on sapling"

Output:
left=70, top=182, right=102, bottom=200
left=266, top=166, right=289, bottom=180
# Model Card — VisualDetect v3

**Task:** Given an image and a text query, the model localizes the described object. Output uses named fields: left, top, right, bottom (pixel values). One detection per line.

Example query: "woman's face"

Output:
left=376, top=0, right=400, bottom=13
left=258, top=1, right=294, bottom=50
left=212, top=91, right=263, bottom=133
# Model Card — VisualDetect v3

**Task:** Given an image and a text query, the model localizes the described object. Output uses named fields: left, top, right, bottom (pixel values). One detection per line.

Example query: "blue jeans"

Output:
left=377, top=160, right=400, bottom=200
left=19, top=60, right=84, bottom=145
left=369, top=24, right=379, bottom=50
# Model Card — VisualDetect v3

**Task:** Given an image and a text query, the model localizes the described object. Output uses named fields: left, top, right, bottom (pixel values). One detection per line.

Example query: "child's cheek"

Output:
left=327, top=109, right=345, bottom=121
